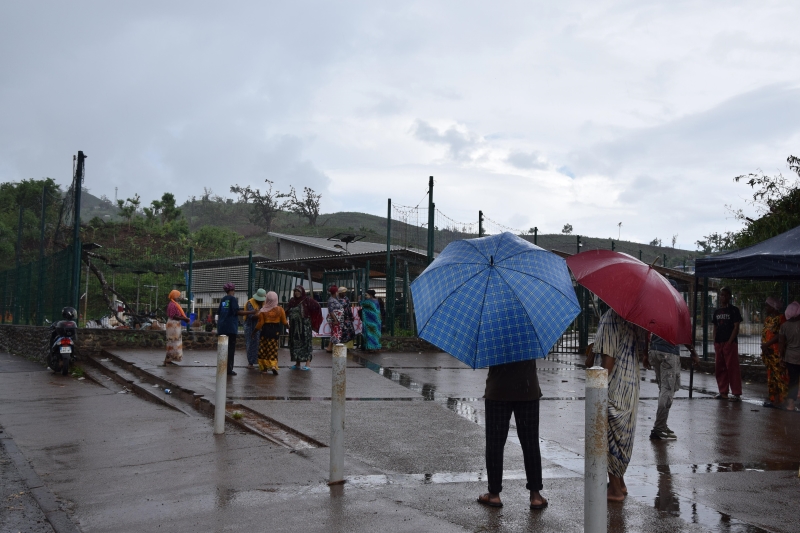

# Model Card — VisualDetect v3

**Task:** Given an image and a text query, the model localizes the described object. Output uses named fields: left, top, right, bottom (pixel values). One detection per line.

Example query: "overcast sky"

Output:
left=2, top=1, right=799, bottom=248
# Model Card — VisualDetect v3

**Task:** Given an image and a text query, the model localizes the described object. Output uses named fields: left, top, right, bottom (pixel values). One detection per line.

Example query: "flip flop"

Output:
left=300, top=366, right=310, bottom=371
left=530, top=498, right=548, bottom=510
left=477, top=494, right=503, bottom=508
left=290, top=365, right=299, bottom=370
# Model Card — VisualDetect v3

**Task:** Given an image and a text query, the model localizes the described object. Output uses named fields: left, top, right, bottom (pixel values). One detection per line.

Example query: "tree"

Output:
left=649, top=238, right=662, bottom=246
left=117, top=194, right=140, bottom=228
left=561, top=223, right=573, bottom=235
left=280, top=186, right=322, bottom=226
left=143, top=193, right=181, bottom=226
left=698, top=154, right=800, bottom=253
left=192, top=225, right=244, bottom=256
left=230, top=180, right=281, bottom=232
left=671, top=234, right=678, bottom=248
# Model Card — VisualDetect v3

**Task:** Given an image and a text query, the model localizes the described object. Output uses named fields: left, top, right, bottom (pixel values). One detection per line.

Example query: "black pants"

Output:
left=485, top=399, right=542, bottom=494
left=227, top=333, right=237, bottom=373
left=787, top=362, right=800, bottom=402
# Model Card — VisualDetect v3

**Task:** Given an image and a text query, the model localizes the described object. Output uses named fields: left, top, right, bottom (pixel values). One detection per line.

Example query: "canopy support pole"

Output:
left=690, top=276, right=699, bottom=399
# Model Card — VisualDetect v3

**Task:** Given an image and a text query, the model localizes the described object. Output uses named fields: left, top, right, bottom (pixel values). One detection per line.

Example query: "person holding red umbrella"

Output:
left=592, top=308, right=649, bottom=502
left=566, top=249, right=693, bottom=502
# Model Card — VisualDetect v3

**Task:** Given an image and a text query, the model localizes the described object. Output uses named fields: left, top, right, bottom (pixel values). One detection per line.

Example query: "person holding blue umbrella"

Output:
left=411, top=232, right=580, bottom=510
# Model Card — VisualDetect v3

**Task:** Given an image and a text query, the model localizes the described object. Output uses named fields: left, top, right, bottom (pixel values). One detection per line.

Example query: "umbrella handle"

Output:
left=650, top=257, right=661, bottom=267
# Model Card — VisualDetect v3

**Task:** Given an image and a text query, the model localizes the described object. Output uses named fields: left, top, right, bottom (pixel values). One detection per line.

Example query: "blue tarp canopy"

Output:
left=694, top=224, right=800, bottom=281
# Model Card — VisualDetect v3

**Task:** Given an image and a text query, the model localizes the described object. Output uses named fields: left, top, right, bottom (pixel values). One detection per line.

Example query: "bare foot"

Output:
left=477, top=492, right=503, bottom=508
left=608, top=474, right=626, bottom=501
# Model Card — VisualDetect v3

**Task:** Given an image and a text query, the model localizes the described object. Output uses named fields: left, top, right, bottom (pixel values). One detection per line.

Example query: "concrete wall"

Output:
left=0, top=325, right=245, bottom=363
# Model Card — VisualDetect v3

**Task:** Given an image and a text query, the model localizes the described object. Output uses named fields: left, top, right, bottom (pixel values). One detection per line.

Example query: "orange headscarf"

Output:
left=168, top=290, right=187, bottom=318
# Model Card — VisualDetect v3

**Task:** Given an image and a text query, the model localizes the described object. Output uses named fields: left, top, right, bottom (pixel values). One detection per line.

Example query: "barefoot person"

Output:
left=593, top=308, right=649, bottom=502
left=477, top=359, right=547, bottom=510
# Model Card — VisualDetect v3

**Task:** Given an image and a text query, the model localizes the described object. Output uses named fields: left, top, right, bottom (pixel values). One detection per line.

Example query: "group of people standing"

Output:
left=759, top=295, right=800, bottom=410
left=324, top=285, right=383, bottom=352
left=163, top=281, right=383, bottom=373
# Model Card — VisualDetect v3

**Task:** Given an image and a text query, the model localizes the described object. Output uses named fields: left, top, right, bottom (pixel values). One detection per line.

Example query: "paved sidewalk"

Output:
left=1, top=347, right=798, bottom=532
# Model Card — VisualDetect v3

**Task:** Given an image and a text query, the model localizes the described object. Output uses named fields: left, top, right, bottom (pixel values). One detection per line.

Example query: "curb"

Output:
left=0, top=426, right=81, bottom=533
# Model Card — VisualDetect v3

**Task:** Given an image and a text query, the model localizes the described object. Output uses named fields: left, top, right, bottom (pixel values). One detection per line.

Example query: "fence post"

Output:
left=702, top=278, right=709, bottom=361
left=329, top=343, right=347, bottom=484
left=214, top=335, right=228, bottom=434
left=37, top=185, right=47, bottom=325
left=188, top=247, right=194, bottom=316
left=585, top=366, right=608, bottom=533
left=427, top=177, right=434, bottom=264
left=478, top=211, right=484, bottom=237
left=248, top=250, right=253, bottom=296
left=71, top=151, right=85, bottom=309
left=0, top=271, right=6, bottom=324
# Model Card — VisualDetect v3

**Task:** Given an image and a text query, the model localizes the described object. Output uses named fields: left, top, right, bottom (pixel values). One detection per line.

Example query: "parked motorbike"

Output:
left=49, top=306, right=78, bottom=376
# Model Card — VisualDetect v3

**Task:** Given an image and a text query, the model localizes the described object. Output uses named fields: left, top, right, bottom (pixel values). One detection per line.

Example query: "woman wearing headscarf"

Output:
left=244, top=289, right=267, bottom=369
left=760, top=296, right=787, bottom=407
left=252, top=291, right=287, bottom=375
left=164, top=290, right=190, bottom=365
left=338, top=287, right=356, bottom=346
left=360, top=289, right=382, bottom=352
left=286, top=285, right=323, bottom=370
left=326, top=285, right=344, bottom=352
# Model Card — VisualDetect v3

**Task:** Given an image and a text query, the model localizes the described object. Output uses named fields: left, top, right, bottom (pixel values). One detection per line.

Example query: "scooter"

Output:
left=49, top=307, right=78, bottom=376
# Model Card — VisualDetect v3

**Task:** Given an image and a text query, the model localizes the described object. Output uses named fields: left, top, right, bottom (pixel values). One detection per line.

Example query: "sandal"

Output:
left=477, top=493, right=503, bottom=508
left=530, top=497, right=548, bottom=510
left=728, top=395, right=741, bottom=402
left=713, top=394, right=728, bottom=400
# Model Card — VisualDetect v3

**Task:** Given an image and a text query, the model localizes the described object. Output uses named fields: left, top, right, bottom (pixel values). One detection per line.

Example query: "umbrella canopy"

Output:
left=565, top=250, right=691, bottom=345
left=411, top=232, right=580, bottom=369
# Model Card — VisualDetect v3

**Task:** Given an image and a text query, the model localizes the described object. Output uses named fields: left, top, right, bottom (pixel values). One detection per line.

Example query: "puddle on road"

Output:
left=350, top=353, right=786, bottom=533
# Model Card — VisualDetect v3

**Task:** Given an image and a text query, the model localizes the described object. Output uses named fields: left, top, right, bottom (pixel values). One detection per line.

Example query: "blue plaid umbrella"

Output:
left=411, top=232, right=580, bottom=369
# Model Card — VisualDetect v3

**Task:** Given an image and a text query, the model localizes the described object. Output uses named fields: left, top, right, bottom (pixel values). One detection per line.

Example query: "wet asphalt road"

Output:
left=0, top=347, right=798, bottom=532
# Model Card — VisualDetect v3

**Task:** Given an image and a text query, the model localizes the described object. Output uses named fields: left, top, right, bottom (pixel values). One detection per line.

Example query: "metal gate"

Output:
left=253, top=268, right=309, bottom=303
left=321, top=268, right=367, bottom=302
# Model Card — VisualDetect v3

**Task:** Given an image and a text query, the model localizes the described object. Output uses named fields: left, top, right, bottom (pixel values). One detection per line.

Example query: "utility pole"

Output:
left=426, top=177, right=434, bottom=265
left=533, top=227, right=538, bottom=245
left=478, top=211, right=484, bottom=237
left=71, top=151, right=86, bottom=309
left=638, top=249, right=642, bottom=261
left=611, top=240, right=615, bottom=251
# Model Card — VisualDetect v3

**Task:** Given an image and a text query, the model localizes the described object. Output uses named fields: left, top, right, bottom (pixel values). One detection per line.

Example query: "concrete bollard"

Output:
left=214, top=335, right=228, bottom=435
left=329, top=343, right=347, bottom=484
left=585, top=366, right=608, bottom=533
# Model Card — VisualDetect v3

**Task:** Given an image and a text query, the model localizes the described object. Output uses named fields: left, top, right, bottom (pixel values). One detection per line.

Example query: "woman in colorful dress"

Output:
left=244, top=289, right=267, bottom=369
left=164, top=290, right=190, bottom=365
left=592, top=308, right=649, bottom=502
left=252, top=291, right=287, bottom=375
left=286, top=285, right=323, bottom=370
left=360, top=289, right=382, bottom=352
left=338, top=287, right=356, bottom=346
left=761, top=296, right=787, bottom=407
left=325, top=285, right=344, bottom=352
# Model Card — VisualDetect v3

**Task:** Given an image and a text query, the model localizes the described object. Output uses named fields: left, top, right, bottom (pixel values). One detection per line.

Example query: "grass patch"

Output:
left=71, top=366, right=85, bottom=378
left=231, top=411, right=244, bottom=420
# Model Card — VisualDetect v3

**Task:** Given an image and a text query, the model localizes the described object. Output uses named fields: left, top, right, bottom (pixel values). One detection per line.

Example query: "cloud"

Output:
left=412, top=120, right=481, bottom=161
left=507, top=151, right=548, bottom=170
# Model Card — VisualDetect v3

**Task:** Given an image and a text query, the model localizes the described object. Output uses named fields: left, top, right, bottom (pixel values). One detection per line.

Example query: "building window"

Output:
left=196, top=298, right=204, bottom=304
left=212, top=298, right=221, bottom=304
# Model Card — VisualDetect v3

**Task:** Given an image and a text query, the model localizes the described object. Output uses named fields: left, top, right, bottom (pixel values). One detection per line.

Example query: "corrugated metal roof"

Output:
left=269, top=232, right=423, bottom=255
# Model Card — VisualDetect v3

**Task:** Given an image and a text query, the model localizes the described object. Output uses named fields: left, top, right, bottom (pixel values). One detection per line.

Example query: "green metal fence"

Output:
left=254, top=268, right=309, bottom=303
left=0, top=245, right=75, bottom=326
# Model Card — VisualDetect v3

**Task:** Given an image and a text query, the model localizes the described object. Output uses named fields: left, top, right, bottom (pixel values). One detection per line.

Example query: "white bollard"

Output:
left=214, top=335, right=228, bottom=435
left=585, top=366, right=608, bottom=533
left=329, top=343, right=347, bottom=484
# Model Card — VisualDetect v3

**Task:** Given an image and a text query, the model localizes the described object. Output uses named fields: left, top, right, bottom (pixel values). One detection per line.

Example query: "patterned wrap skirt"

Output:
left=258, top=337, right=279, bottom=371
left=165, top=319, right=183, bottom=363
left=288, top=306, right=313, bottom=363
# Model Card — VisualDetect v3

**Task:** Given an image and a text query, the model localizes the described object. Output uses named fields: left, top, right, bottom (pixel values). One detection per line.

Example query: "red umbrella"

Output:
left=565, top=250, right=692, bottom=345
